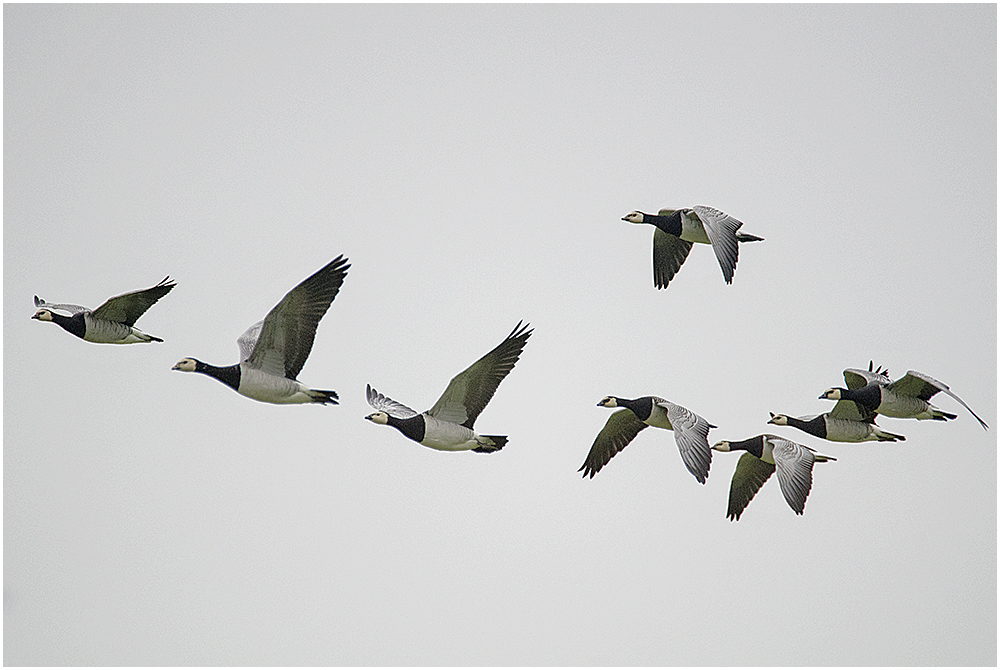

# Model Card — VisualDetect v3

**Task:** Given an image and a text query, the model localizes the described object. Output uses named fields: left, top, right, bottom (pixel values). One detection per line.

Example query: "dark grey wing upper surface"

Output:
left=91, top=277, right=176, bottom=325
left=427, top=321, right=532, bottom=428
left=579, top=409, right=649, bottom=478
left=247, top=256, right=350, bottom=379
left=660, top=401, right=714, bottom=484
left=890, top=371, right=989, bottom=429
left=692, top=205, right=743, bottom=284
left=651, top=227, right=693, bottom=289
left=727, top=453, right=775, bottom=521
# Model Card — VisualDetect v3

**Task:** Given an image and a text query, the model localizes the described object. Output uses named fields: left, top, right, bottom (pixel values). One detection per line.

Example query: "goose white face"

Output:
left=597, top=396, right=617, bottom=407
left=171, top=358, right=198, bottom=372
left=31, top=309, right=54, bottom=321
left=621, top=211, right=644, bottom=223
left=820, top=388, right=841, bottom=400
left=767, top=413, right=788, bottom=425
left=365, top=411, right=389, bottom=425
left=711, top=440, right=731, bottom=452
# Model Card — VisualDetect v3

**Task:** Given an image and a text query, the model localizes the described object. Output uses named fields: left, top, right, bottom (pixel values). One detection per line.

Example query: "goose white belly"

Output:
left=679, top=211, right=711, bottom=245
left=420, top=415, right=482, bottom=451
left=823, top=416, right=880, bottom=442
left=877, top=392, right=934, bottom=419
left=238, top=365, right=314, bottom=404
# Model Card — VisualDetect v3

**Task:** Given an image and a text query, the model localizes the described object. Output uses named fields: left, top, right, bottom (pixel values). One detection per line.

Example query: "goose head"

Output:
left=171, top=358, right=201, bottom=372
left=31, top=308, right=54, bottom=321
left=767, top=412, right=789, bottom=425
left=621, top=211, right=645, bottom=224
left=597, top=396, right=618, bottom=407
left=819, top=388, right=843, bottom=400
left=365, top=411, right=389, bottom=425
left=711, top=440, right=732, bottom=452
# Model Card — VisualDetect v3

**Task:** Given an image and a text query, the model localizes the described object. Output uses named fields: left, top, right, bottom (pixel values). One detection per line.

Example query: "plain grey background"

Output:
left=4, top=4, right=996, bottom=666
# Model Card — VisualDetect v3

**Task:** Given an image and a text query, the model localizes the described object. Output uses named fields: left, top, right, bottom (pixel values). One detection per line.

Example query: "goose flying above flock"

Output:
left=29, top=203, right=990, bottom=522
left=622, top=205, right=763, bottom=289
left=580, top=395, right=716, bottom=484
left=31, top=277, right=175, bottom=344
left=171, top=255, right=349, bottom=405
left=365, top=322, right=532, bottom=452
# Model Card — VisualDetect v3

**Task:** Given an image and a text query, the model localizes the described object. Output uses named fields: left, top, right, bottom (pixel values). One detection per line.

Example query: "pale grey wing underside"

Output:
left=660, top=401, right=714, bottom=484
left=33, top=296, right=89, bottom=315
left=844, top=367, right=889, bottom=390
left=727, top=453, right=775, bottom=521
left=579, top=409, right=648, bottom=478
left=90, top=277, right=176, bottom=326
left=828, top=399, right=874, bottom=422
left=366, top=384, right=418, bottom=419
left=651, top=228, right=693, bottom=289
left=692, top=205, right=743, bottom=284
left=247, top=256, right=350, bottom=380
left=769, top=436, right=818, bottom=515
left=237, top=320, right=265, bottom=364
left=427, top=321, right=532, bottom=428
left=890, top=371, right=989, bottom=429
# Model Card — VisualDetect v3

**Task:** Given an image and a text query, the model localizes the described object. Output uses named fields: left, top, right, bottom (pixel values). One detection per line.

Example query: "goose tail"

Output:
left=307, top=389, right=340, bottom=405
left=736, top=232, right=764, bottom=243
left=472, top=435, right=507, bottom=453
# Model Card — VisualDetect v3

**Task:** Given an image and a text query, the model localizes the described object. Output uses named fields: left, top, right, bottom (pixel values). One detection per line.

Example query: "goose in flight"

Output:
left=31, top=277, right=175, bottom=344
left=172, top=255, right=349, bottom=404
left=712, top=434, right=836, bottom=521
left=767, top=393, right=906, bottom=443
left=364, top=322, right=532, bottom=452
left=819, top=363, right=988, bottom=430
left=622, top=206, right=763, bottom=289
left=579, top=395, right=716, bottom=483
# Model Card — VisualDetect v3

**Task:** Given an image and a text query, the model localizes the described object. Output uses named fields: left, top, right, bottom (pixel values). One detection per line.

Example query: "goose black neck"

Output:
left=728, top=435, right=765, bottom=458
left=387, top=414, right=425, bottom=443
left=618, top=396, right=654, bottom=422
left=788, top=415, right=825, bottom=437
left=645, top=211, right=683, bottom=236
left=51, top=312, right=87, bottom=339
left=840, top=385, right=881, bottom=409
left=195, top=361, right=241, bottom=392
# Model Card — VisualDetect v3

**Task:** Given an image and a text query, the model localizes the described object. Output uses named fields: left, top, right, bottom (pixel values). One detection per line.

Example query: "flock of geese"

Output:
left=31, top=206, right=989, bottom=521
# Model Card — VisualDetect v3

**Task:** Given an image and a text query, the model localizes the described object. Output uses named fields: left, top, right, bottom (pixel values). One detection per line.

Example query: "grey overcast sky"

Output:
left=4, top=4, right=996, bottom=666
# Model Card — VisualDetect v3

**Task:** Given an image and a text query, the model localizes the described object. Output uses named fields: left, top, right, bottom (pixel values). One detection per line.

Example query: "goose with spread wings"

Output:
left=712, top=434, right=836, bottom=521
left=365, top=322, right=532, bottom=452
left=622, top=206, right=763, bottom=289
left=172, top=256, right=349, bottom=404
left=579, top=395, right=716, bottom=483
left=31, top=277, right=175, bottom=344
left=819, top=362, right=988, bottom=430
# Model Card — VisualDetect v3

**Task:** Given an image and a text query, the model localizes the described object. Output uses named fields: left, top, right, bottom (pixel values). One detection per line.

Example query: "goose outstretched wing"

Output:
left=91, top=277, right=176, bottom=326
left=660, top=400, right=714, bottom=484
left=727, top=453, right=775, bottom=521
left=890, top=371, right=988, bottom=430
left=427, top=321, right=532, bottom=428
left=692, top=205, right=743, bottom=284
left=579, top=409, right=648, bottom=478
left=769, top=436, right=827, bottom=516
left=651, top=227, right=692, bottom=289
left=366, top=384, right=418, bottom=419
left=33, top=296, right=89, bottom=315
left=245, top=256, right=350, bottom=379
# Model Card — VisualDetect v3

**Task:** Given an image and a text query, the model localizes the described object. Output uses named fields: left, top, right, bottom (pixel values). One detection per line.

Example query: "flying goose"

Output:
left=31, top=277, right=175, bottom=344
left=171, top=256, right=349, bottom=404
left=364, top=322, right=532, bottom=452
left=767, top=402, right=906, bottom=443
left=819, top=363, right=989, bottom=430
left=712, top=434, right=836, bottom=521
left=579, top=396, right=716, bottom=483
left=622, top=206, right=763, bottom=289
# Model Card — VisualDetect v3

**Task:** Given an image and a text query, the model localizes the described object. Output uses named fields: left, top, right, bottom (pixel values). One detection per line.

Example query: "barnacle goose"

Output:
left=622, top=206, right=763, bottom=289
left=171, top=256, right=349, bottom=405
left=31, top=277, right=175, bottom=344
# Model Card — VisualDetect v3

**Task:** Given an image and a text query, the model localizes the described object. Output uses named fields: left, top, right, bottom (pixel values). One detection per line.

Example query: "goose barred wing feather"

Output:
left=427, top=321, right=532, bottom=428
left=844, top=366, right=889, bottom=390
left=33, top=296, right=89, bottom=315
left=237, top=320, right=265, bottom=363
left=91, top=276, right=176, bottom=326
left=579, top=409, right=648, bottom=478
left=660, top=400, right=714, bottom=484
left=246, top=256, right=349, bottom=380
left=727, top=453, right=775, bottom=521
left=769, top=436, right=820, bottom=515
left=891, top=371, right=989, bottom=429
left=651, top=228, right=693, bottom=289
left=692, top=205, right=743, bottom=284
left=366, top=384, right=418, bottom=419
